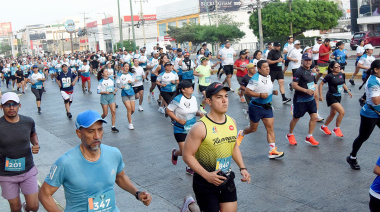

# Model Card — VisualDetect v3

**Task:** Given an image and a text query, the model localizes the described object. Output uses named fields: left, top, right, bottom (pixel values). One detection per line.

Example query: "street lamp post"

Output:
left=117, top=0, right=123, bottom=50
left=129, top=0, right=137, bottom=51
left=257, top=0, right=264, bottom=51
left=289, top=0, right=293, bottom=37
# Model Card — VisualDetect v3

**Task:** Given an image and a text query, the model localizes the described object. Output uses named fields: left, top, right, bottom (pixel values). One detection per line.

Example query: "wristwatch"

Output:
left=135, top=191, right=141, bottom=200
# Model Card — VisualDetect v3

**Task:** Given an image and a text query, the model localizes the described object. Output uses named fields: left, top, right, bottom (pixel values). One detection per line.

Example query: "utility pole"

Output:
left=129, top=0, right=137, bottom=51
left=215, top=0, right=219, bottom=27
left=204, top=0, right=212, bottom=25
left=80, top=12, right=89, bottom=50
left=258, top=0, right=264, bottom=51
left=289, top=0, right=293, bottom=37
left=137, top=0, right=148, bottom=46
left=117, top=0, right=123, bottom=50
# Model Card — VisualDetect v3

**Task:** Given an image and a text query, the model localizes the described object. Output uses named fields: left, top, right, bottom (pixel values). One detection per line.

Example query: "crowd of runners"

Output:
left=0, top=37, right=380, bottom=211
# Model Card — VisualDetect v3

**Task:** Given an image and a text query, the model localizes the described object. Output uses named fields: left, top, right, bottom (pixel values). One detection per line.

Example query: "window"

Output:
left=168, top=22, right=177, bottom=27
left=178, top=19, right=188, bottom=27
left=354, top=33, right=365, bottom=38
left=158, top=23, right=167, bottom=36
left=189, top=18, right=199, bottom=24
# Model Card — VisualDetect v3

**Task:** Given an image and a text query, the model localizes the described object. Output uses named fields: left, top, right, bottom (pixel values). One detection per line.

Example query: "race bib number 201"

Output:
left=5, top=157, right=25, bottom=171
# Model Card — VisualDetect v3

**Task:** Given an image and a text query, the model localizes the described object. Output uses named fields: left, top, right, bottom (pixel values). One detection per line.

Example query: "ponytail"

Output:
left=359, top=60, right=380, bottom=90
left=97, top=68, right=105, bottom=81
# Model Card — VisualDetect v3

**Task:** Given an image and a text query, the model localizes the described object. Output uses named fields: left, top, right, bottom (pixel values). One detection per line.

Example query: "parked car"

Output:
left=350, top=31, right=380, bottom=50
left=329, top=38, right=351, bottom=50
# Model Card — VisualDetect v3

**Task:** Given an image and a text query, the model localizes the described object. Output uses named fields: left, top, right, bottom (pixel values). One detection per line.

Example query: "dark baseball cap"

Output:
left=273, top=42, right=281, bottom=47
left=164, top=62, right=173, bottom=67
left=302, top=52, right=313, bottom=60
left=206, top=82, right=231, bottom=98
left=324, top=38, right=330, bottom=42
left=177, top=48, right=182, bottom=52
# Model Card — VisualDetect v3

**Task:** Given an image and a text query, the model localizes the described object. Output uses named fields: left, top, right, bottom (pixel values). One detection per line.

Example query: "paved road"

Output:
left=0, top=71, right=379, bottom=212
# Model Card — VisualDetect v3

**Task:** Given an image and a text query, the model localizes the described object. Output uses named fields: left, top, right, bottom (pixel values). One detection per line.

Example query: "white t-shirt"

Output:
left=357, top=46, right=365, bottom=56
left=132, top=66, right=145, bottom=87
left=167, top=95, right=198, bottom=120
left=287, top=48, right=303, bottom=70
left=218, top=48, right=236, bottom=66
left=122, top=54, right=131, bottom=63
left=358, top=54, right=376, bottom=71
left=312, top=43, right=322, bottom=60
left=148, top=58, right=159, bottom=69
left=117, top=73, right=134, bottom=91
left=174, top=57, right=183, bottom=70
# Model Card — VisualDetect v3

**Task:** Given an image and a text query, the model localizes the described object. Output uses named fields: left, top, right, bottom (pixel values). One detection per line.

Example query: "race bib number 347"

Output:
left=88, top=190, right=115, bottom=212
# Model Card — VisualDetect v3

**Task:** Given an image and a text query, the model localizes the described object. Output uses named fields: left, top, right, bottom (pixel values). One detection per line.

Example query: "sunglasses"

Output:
left=334, top=65, right=341, bottom=68
left=318, top=40, right=322, bottom=42
left=2, top=102, right=20, bottom=108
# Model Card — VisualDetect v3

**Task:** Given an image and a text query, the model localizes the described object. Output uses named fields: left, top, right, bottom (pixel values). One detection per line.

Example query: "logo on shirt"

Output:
left=111, top=169, right=116, bottom=175
left=229, top=125, right=234, bottom=131
left=48, top=165, right=58, bottom=180
left=261, top=79, right=268, bottom=85
left=212, top=126, right=218, bottom=133
left=184, top=101, right=190, bottom=108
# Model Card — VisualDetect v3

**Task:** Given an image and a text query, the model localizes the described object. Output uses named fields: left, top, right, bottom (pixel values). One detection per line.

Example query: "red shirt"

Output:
left=318, top=44, right=331, bottom=64
left=234, top=59, right=249, bottom=77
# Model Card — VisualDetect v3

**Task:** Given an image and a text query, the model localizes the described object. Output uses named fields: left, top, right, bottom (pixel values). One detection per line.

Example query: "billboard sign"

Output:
left=124, top=15, right=157, bottom=22
left=0, top=22, right=12, bottom=36
left=64, top=20, right=76, bottom=32
left=199, top=0, right=242, bottom=13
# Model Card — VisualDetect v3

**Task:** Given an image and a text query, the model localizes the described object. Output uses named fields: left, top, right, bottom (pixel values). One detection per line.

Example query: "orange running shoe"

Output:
left=320, top=126, right=332, bottom=135
left=305, top=136, right=319, bottom=146
left=333, top=128, right=344, bottom=137
left=240, top=97, right=246, bottom=103
left=269, top=147, right=284, bottom=159
left=236, top=130, right=244, bottom=146
left=286, top=134, right=297, bottom=145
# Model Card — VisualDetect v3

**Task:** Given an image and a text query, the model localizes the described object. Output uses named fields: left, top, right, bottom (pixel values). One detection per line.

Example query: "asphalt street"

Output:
left=0, top=65, right=379, bottom=212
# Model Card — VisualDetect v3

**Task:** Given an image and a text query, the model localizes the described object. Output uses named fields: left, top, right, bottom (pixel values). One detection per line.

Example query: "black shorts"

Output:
left=326, top=93, right=341, bottom=107
left=16, top=78, right=24, bottom=83
left=174, top=133, right=187, bottom=143
left=133, top=85, right=144, bottom=93
left=161, top=91, right=175, bottom=104
left=11, top=75, right=16, bottom=80
left=291, top=69, right=298, bottom=75
left=293, top=99, right=317, bottom=118
left=193, top=172, right=237, bottom=212
left=178, top=75, right=182, bottom=82
left=285, top=60, right=290, bottom=66
left=151, top=75, right=157, bottom=83
left=91, top=62, right=99, bottom=69
left=24, top=74, right=29, bottom=78
left=269, top=71, right=284, bottom=82
left=314, top=60, right=318, bottom=65
left=199, top=85, right=208, bottom=93
left=223, top=65, right=234, bottom=75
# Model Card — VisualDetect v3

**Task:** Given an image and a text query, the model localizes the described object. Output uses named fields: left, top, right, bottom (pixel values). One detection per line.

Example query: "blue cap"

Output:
left=32, top=65, right=38, bottom=69
left=75, top=110, right=107, bottom=129
left=173, top=48, right=177, bottom=50
left=302, top=52, right=312, bottom=60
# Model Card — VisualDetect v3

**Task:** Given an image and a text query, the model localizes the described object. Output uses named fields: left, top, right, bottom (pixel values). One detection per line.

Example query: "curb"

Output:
left=220, top=70, right=362, bottom=78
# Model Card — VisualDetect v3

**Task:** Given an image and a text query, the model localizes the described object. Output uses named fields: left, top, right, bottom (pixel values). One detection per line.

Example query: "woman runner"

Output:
left=29, top=65, right=46, bottom=113
left=117, top=63, right=136, bottom=130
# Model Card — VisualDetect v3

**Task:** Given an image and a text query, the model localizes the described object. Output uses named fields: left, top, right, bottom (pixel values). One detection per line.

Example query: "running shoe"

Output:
left=128, top=124, right=134, bottom=130
left=305, top=136, right=319, bottom=146
left=269, top=147, right=284, bottom=159
left=138, top=106, right=144, bottom=111
left=38, top=108, right=41, bottom=114
left=240, top=97, right=246, bottom=103
left=230, top=87, right=234, bottom=92
left=288, top=83, right=293, bottom=91
left=346, top=156, right=360, bottom=170
left=151, top=92, right=155, bottom=99
left=200, top=107, right=207, bottom=114
left=158, top=107, right=165, bottom=114
left=12, top=87, right=15, bottom=91
left=282, top=97, right=291, bottom=104
left=186, top=167, right=194, bottom=175
left=111, top=127, right=119, bottom=133
left=349, top=79, right=355, bottom=85
left=180, top=195, right=197, bottom=212
left=88, top=90, right=92, bottom=94
left=320, top=126, right=331, bottom=135
left=317, top=113, right=324, bottom=122
left=157, top=99, right=161, bottom=107
left=147, top=94, right=151, bottom=103
left=286, top=134, right=297, bottom=145
left=236, top=130, right=244, bottom=146
left=67, top=112, right=72, bottom=119
left=22, top=92, right=25, bottom=94
left=17, top=87, right=20, bottom=91
left=83, top=89, right=86, bottom=94
left=25, top=86, right=28, bottom=90
left=116, top=104, right=118, bottom=109
left=171, top=148, right=178, bottom=165
left=333, top=128, right=344, bottom=137
left=359, top=98, right=365, bottom=107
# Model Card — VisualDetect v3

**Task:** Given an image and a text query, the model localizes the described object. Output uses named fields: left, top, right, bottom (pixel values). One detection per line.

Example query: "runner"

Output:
left=316, top=38, right=332, bottom=82
left=267, top=42, right=292, bottom=104
left=250, top=50, right=262, bottom=70
left=347, top=60, right=380, bottom=170
left=97, top=68, right=119, bottom=133
left=286, top=40, right=303, bottom=91
left=167, top=81, right=204, bottom=174
left=132, top=58, right=146, bottom=112
left=10, top=63, right=17, bottom=90
left=234, top=50, right=249, bottom=103
left=283, top=35, right=294, bottom=74
left=358, top=44, right=376, bottom=106
left=183, top=82, right=251, bottom=212
left=318, top=61, right=352, bottom=137
left=236, top=60, right=284, bottom=158
left=147, top=50, right=160, bottom=102
left=217, top=41, right=236, bottom=91
left=56, top=64, right=78, bottom=119
left=312, top=37, right=322, bottom=69
left=117, top=63, right=136, bottom=130
left=15, top=65, right=25, bottom=94
left=331, top=41, right=348, bottom=71
left=369, top=156, right=380, bottom=211
left=350, top=39, right=365, bottom=85
left=39, top=110, right=152, bottom=211
left=194, top=57, right=213, bottom=114
left=262, top=42, right=273, bottom=60
left=138, top=49, right=148, bottom=81
left=156, top=62, right=179, bottom=112
left=0, top=92, right=40, bottom=212
left=181, top=52, right=196, bottom=88
left=2, top=64, right=9, bottom=89
left=78, top=59, right=92, bottom=94
left=29, top=65, right=46, bottom=114
left=173, top=48, right=184, bottom=82
left=286, top=53, right=319, bottom=146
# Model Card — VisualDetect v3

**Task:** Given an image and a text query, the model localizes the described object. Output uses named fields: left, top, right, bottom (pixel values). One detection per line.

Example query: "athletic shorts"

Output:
left=161, top=91, right=175, bottom=104
left=16, top=78, right=24, bottom=83
left=314, top=60, right=318, bottom=65
left=100, top=94, right=115, bottom=105
left=31, top=88, right=43, bottom=101
left=223, top=65, right=234, bottom=76
left=0, top=166, right=38, bottom=200
left=326, top=93, right=341, bottom=107
left=24, top=74, right=29, bottom=79
left=11, top=75, right=16, bottom=80
left=193, top=172, right=237, bottom=212
left=151, top=76, right=157, bottom=83
left=318, top=63, right=329, bottom=74
left=92, top=63, right=99, bottom=69
left=293, top=99, right=317, bottom=118
left=122, top=95, right=135, bottom=102
left=199, top=85, right=208, bottom=93
left=174, top=133, right=187, bottom=143
left=248, top=104, right=274, bottom=123
left=285, top=60, right=290, bottom=66
left=269, top=71, right=284, bottom=82
left=236, top=76, right=243, bottom=85
left=81, top=76, right=91, bottom=83
left=133, top=85, right=144, bottom=93
left=355, top=60, right=359, bottom=66
left=61, top=91, right=74, bottom=102
left=291, top=69, right=298, bottom=75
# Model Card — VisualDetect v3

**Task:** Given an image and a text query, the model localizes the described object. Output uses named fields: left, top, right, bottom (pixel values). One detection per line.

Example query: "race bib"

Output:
left=205, top=77, right=211, bottom=83
left=171, top=84, right=177, bottom=92
left=124, top=84, right=131, bottom=90
left=337, top=84, right=343, bottom=94
left=88, top=190, right=115, bottom=212
left=62, top=78, right=71, bottom=88
left=136, top=76, right=142, bottom=81
left=5, top=157, right=25, bottom=171
left=184, top=124, right=194, bottom=133
left=106, top=86, right=114, bottom=93
left=36, top=84, right=43, bottom=89
left=307, top=82, right=316, bottom=91
left=277, top=62, right=283, bottom=67
left=216, top=156, right=232, bottom=173
left=227, top=53, right=233, bottom=58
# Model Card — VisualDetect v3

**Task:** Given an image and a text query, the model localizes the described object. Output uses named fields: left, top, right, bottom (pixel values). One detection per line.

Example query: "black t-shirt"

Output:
left=267, top=49, right=282, bottom=72
left=107, top=59, right=115, bottom=69
left=16, top=70, right=24, bottom=79
left=322, top=72, right=345, bottom=95
left=90, top=55, right=99, bottom=65
left=240, top=74, right=252, bottom=87
left=293, top=66, right=317, bottom=102
left=0, top=115, right=36, bottom=176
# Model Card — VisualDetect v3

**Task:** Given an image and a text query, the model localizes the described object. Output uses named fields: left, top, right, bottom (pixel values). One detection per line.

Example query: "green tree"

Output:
left=0, top=41, right=12, bottom=55
left=114, top=40, right=138, bottom=52
left=249, top=0, right=343, bottom=38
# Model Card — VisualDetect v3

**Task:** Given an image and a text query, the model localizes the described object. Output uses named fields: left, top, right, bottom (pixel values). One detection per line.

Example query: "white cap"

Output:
left=153, top=50, right=159, bottom=54
left=294, top=40, right=301, bottom=45
left=364, top=44, right=374, bottom=50
left=1, top=92, right=20, bottom=105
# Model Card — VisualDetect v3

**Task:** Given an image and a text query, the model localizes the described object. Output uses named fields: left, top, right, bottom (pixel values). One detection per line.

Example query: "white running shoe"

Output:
left=138, top=106, right=144, bottom=111
left=128, top=124, right=134, bottom=130
left=317, top=113, right=324, bottom=122
left=158, top=107, right=165, bottom=114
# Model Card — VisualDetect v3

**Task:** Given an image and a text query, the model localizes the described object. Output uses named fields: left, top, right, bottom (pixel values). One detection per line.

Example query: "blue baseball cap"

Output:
left=75, top=110, right=107, bottom=129
left=172, top=48, right=177, bottom=50
left=32, top=65, right=38, bottom=69
left=302, top=52, right=312, bottom=60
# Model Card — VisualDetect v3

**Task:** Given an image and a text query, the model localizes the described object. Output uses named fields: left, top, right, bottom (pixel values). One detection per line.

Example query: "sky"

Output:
left=0, top=0, right=181, bottom=31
